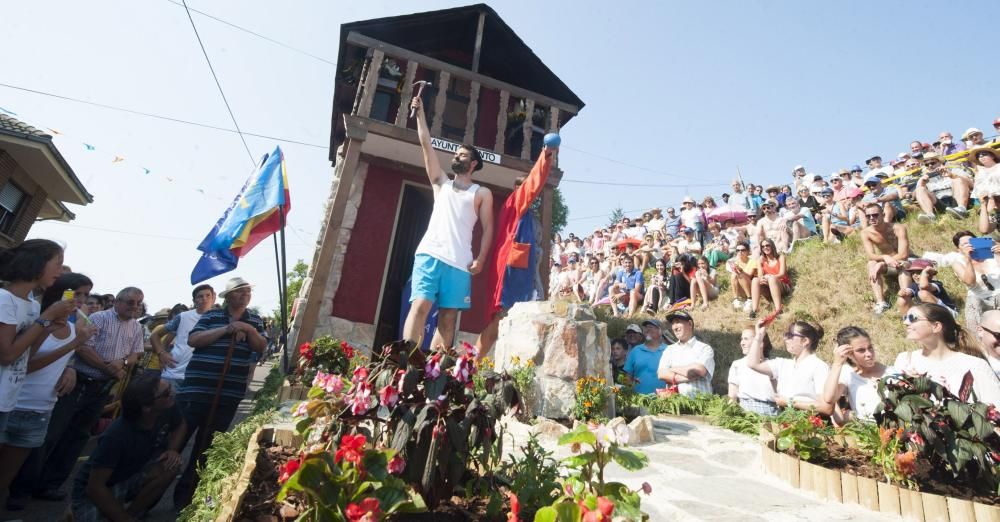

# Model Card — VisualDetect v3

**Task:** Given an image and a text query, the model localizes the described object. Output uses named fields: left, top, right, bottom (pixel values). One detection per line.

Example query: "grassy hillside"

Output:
left=596, top=213, right=979, bottom=393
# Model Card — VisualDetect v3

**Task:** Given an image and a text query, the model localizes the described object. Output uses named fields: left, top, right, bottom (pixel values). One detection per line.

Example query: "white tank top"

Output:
left=415, top=179, right=480, bottom=272
left=15, top=323, right=76, bottom=412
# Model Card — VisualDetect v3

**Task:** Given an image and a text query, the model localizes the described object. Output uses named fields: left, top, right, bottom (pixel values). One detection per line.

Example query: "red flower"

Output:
left=352, top=366, right=369, bottom=384
left=506, top=492, right=520, bottom=522
left=378, top=384, right=399, bottom=408
left=988, top=405, right=1000, bottom=423
left=345, top=498, right=381, bottom=522
left=808, top=416, right=823, bottom=428
left=895, top=451, right=917, bottom=477
left=387, top=454, right=405, bottom=474
left=298, top=342, right=314, bottom=361
left=580, top=496, right=615, bottom=522
left=909, top=432, right=925, bottom=446
left=278, top=457, right=301, bottom=483
left=334, top=434, right=367, bottom=466
left=341, top=341, right=355, bottom=359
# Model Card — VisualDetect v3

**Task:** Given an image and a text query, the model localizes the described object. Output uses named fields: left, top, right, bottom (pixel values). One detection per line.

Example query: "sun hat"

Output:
left=993, top=118, right=1000, bottom=126
left=842, top=186, right=863, bottom=199
left=963, top=128, right=984, bottom=140
left=219, top=277, right=253, bottom=298
left=969, top=147, right=1000, bottom=167
left=922, top=152, right=942, bottom=164
left=682, top=196, right=696, bottom=204
left=793, top=165, right=805, bottom=172
left=766, top=185, right=780, bottom=193
left=625, top=324, right=643, bottom=334
left=851, top=165, right=863, bottom=172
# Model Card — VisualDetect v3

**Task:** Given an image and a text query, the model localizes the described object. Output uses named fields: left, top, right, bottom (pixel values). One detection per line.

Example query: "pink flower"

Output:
left=352, top=366, right=369, bottom=384
left=461, top=341, right=478, bottom=359
left=378, top=384, right=399, bottom=408
left=312, top=372, right=344, bottom=394
left=293, top=402, right=309, bottom=418
left=988, top=405, right=1000, bottom=423
left=387, top=454, right=405, bottom=474
left=425, top=352, right=443, bottom=379
left=641, top=482, right=652, bottom=495
left=451, top=353, right=475, bottom=384
left=348, top=382, right=374, bottom=416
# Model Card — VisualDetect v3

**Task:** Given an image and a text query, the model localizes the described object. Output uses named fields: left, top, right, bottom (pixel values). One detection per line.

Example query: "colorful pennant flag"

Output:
left=83, top=143, right=95, bottom=151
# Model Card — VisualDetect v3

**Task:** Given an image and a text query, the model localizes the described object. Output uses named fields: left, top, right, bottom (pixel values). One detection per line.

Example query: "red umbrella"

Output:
left=615, top=238, right=643, bottom=251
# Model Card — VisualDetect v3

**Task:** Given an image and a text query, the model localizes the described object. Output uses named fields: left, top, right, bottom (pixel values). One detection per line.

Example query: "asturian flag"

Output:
left=190, top=146, right=291, bottom=283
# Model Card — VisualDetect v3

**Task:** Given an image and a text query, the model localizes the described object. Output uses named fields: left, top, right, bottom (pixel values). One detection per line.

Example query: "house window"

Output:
left=0, top=181, right=26, bottom=236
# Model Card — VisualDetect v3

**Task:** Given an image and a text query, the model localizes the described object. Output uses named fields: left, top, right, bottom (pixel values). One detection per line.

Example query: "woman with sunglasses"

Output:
left=577, top=256, right=606, bottom=304
left=748, top=320, right=829, bottom=412
left=951, top=230, right=1000, bottom=333
left=976, top=310, right=1000, bottom=377
left=817, top=326, right=891, bottom=425
left=894, top=303, right=1000, bottom=407
left=749, top=238, right=790, bottom=319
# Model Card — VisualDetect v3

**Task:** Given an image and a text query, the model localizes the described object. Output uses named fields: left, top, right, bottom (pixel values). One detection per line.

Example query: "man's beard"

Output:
left=451, top=158, right=470, bottom=175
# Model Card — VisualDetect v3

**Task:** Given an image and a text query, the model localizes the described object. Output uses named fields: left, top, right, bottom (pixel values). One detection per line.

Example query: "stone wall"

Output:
left=493, top=301, right=611, bottom=419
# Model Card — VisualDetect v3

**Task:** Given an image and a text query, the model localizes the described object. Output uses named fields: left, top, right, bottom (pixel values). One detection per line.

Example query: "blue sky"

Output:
left=4, top=0, right=998, bottom=312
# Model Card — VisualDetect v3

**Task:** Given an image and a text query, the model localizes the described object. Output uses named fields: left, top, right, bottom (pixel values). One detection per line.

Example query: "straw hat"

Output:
left=969, top=147, right=1000, bottom=167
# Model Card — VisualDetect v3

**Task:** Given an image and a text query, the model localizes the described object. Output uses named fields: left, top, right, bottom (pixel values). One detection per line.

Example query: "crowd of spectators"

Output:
left=0, top=238, right=276, bottom=519
left=571, top=118, right=1000, bottom=421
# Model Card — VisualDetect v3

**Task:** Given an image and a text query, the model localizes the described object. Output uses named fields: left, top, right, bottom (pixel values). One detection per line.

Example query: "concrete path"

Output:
left=505, top=416, right=896, bottom=522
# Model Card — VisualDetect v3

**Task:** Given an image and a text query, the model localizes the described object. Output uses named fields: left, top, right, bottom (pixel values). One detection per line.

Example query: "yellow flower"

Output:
left=584, top=401, right=593, bottom=408
left=526, top=359, right=535, bottom=368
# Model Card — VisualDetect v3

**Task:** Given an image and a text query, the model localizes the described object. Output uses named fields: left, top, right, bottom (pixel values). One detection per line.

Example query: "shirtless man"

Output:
left=754, top=201, right=790, bottom=254
left=402, top=96, right=494, bottom=349
left=860, top=202, right=913, bottom=315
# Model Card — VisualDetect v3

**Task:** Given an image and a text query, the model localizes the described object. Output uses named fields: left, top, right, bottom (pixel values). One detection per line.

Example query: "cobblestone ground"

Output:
left=503, top=416, right=897, bottom=522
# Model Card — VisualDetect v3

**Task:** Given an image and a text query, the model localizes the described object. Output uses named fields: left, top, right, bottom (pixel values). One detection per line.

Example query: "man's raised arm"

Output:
left=410, top=97, right=445, bottom=186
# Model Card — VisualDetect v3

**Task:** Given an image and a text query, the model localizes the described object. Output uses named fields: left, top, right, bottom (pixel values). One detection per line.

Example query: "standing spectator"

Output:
left=622, top=320, right=668, bottom=395
left=728, top=326, right=778, bottom=416
left=909, top=140, right=926, bottom=159
left=623, top=324, right=645, bottom=350
left=730, top=180, right=752, bottom=211
left=690, top=256, right=719, bottom=311
left=151, top=284, right=217, bottom=390
left=173, top=277, right=266, bottom=508
left=70, top=374, right=185, bottom=522
left=860, top=203, right=914, bottom=315
left=85, top=296, right=102, bottom=316
left=749, top=239, right=790, bottom=318
left=748, top=184, right=764, bottom=211
left=679, top=197, right=702, bottom=241
left=866, top=155, right=885, bottom=171
left=818, top=326, right=892, bottom=424
left=748, top=321, right=830, bottom=412
left=936, top=131, right=966, bottom=156
left=9, top=287, right=144, bottom=508
left=791, top=165, right=808, bottom=192
left=727, top=242, right=756, bottom=313
left=894, top=303, right=1000, bottom=407
left=646, top=208, right=665, bottom=236
left=657, top=311, right=715, bottom=398
left=663, top=207, right=681, bottom=238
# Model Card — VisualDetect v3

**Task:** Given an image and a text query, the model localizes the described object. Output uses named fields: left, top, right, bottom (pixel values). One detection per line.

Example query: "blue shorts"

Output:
left=411, top=254, right=472, bottom=309
left=0, top=409, right=51, bottom=448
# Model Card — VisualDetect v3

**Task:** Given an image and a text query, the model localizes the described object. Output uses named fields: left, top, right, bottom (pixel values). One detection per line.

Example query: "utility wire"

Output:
left=181, top=0, right=255, bottom=165
left=561, top=144, right=724, bottom=183
left=561, top=179, right=726, bottom=188
left=164, top=0, right=337, bottom=67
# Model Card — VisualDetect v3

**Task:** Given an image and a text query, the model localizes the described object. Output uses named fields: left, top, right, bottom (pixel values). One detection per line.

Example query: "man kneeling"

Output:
left=71, top=374, right=185, bottom=521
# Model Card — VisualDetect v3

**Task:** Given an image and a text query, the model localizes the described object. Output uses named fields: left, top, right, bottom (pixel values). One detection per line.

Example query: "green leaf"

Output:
left=294, top=416, right=315, bottom=435
left=533, top=506, right=557, bottom=522
left=554, top=501, right=582, bottom=522
left=558, top=426, right=597, bottom=446
left=610, top=446, right=649, bottom=470
left=971, top=411, right=994, bottom=440
left=391, top=407, right=416, bottom=452
left=561, top=451, right=596, bottom=469
left=401, top=368, right=420, bottom=396
left=374, top=486, right=409, bottom=513
left=362, top=450, right=389, bottom=481
left=776, top=436, right=793, bottom=452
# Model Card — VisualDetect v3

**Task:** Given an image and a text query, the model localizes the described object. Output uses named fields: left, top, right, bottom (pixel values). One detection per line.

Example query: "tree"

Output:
left=607, top=206, right=625, bottom=228
left=551, top=187, right=568, bottom=236
left=273, top=259, right=309, bottom=322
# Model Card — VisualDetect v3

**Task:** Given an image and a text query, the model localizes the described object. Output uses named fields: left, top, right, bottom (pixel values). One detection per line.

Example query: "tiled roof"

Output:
left=0, top=114, right=51, bottom=139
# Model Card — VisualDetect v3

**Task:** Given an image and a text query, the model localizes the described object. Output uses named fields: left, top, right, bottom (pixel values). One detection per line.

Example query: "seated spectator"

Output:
left=862, top=173, right=905, bottom=223
left=748, top=320, right=830, bottom=412
left=749, top=184, right=764, bottom=210
left=609, top=256, right=644, bottom=317
left=622, top=320, right=668, bottom=394
left=849, top=165, right=865, bottom=188
left=578, top=256, right=606, bottom=304
left=950, top=230, right=1000, bottom=333
left=912, top=152, right=972, bottom=224
left=776, top=185, right=792, bottom=208
left=755, top=201, right=790, bottom=254
left=623, top=323, right=645, bottom=349
left=861, top=202, right=914, bottom=315
left=808, top=176, right=826, bottom=196
left=764, top=185, right=781, bottom=208
left=977, top=310, right=1000, bottom=376
left=657, top=311, right=715, bottom=398
left=866, top=155, right=884, bottom=171
left=796, top=186, right=819, bottom=213
left=937, top=131, right=966, bottom=156
left=635, top=233, right=661, bottom=271
left=828, top=174, right=850, bottom=202
left=894, top=303, right=1000, bottom=407
left=672, top=227, right=702, bottom=255
left=749, top=238, right=790, bottom=318
left=730, top=181, right=752, bottom=211
left=664, top=207, right=681, bottom=238
left=818, top=326, right=892, bottom=425
left=70, top=374, right=185, bottom=522
left=668, top=252, right=698, bottom=306
left=909, top=140, right=925, bottom=159
left=896, top=263, right=957, bottom=318
left=679, top=198, right=705, bottom=243
left=782, top=198, right=817, bottom=246
left=822, top=186, right=862, bottom=243
left=703, top=232, right=731, bottom=269
left=971, top=148, right=1000, bottom=231
left=964, top=127, right=988, bottom=149
left=610, top=337, right=629, bottom=383
left=792, top=165, right=808, bottom=192
left=727, top=242, right=756, bottom=313
left=728, top=325, right=779, bottom=416
left=690, top=256, right=719, bottom=311
left=642, top=259, right=670, bottom=314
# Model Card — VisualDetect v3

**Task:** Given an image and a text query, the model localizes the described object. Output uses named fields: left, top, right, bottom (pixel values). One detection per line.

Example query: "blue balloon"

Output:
left=543, top=133, right=561, bottom=148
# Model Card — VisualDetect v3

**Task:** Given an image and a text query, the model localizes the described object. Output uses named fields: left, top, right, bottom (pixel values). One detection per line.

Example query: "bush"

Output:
left=497, top=435, right=561, bottom=521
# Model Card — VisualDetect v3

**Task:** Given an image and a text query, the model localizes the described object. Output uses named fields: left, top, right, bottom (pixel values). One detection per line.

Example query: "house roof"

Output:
left=0, top=114, right=93, bottom=207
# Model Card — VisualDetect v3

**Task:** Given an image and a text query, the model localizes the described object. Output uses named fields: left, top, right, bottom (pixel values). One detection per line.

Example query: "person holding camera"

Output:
left=951, top=230, right=1000, bottom=333
left=896, top=262, right=957, bottom=318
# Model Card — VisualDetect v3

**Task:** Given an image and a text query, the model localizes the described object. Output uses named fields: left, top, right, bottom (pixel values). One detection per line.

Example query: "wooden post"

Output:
left=494, top=90, right=509, bottom=152
left=463, top=81, right=480, bottom=144
left=520, top=98, right=535, bottom=160
left=357, top=49, right=384, bottom=119
left=430, top=70, right=450, bottom=136
left=548, top=107, right=560, bottom=133
left=394, top=60, right=418, bottom=127
left=350, top=50, right=372, bottom=116
left=540, top=185, right=553, bottom=298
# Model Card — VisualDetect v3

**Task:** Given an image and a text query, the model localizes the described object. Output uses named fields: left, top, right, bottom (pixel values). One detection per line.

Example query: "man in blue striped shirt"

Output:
left=173, top=277, right=265, bottom=509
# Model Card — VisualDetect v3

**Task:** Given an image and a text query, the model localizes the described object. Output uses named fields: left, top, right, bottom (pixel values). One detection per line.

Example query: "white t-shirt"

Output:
left=769, top=353, right=830, bottom=401
left=728, top=356, right=776, bottom=402
left=160, top=310, right=204, bottom=381
left=0, top=289, right=40, bottom=412
left=657, top=337, right=715, bottom=396
left=892, top=350, right=1000, bottom=407
left=838, top=365, right=893, bottom=421
left=15, top=323, right=76, bottom=412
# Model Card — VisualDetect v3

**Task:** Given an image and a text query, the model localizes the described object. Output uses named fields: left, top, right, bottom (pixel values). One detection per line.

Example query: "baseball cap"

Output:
left=793, top=165, right=805, bottom=171
left=683, top=227, right=694, bottom=233
left=625, top=324, right=642, bottom=334
left=850, top=165, right=863, bottom=172
left=820, top=187, right=834, bottom=196
left=864, top=173, right=882, bottom=185
left=641, top=319, right=662, bottom=329
left=665, top=309, right=694, bottom=324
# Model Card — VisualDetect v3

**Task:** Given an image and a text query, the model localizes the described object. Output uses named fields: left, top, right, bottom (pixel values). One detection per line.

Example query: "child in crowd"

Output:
left=896, top=262, right=956, bottom=318
left=610, top=337, right=629, bottom=383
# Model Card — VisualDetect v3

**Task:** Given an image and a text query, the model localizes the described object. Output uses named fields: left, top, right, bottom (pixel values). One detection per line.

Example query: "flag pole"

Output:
left=278, top=208, right=289, bottom=370
left=272, top=233, right=286, bottom=369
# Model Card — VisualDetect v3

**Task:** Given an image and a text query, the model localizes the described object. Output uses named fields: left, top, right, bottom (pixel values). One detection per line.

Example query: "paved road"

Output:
left=0, top=361, right=275, bottom=522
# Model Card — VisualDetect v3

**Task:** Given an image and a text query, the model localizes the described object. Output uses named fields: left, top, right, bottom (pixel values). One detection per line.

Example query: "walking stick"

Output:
left=199, top=334, right=237, bottom=452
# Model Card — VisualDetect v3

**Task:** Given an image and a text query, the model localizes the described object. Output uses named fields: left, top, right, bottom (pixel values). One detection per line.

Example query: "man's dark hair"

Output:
left=0, top=239, right=63, bottom=283
left=121, top=374, right=161, bottom=421
left=459, top=144, right=484, bottom=172
left=41, top=273, right=93, bottom=312
left=192, top=284, right=215, bottom=300
left=953, top=230, right=976, bottom=248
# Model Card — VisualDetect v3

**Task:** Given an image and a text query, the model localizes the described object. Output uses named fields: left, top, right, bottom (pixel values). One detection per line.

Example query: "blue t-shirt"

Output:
left=623, top=343, right=667, bottom=394
left=616, top=269, right=645, bottom=293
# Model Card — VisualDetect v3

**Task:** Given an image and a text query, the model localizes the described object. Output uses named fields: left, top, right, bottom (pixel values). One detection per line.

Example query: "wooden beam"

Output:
left=463, top=81, right=480, bottom=144
left=540, top=186, right=553, bottom=298
left=471, top=12, right=486, bottom=73
left=347, top=32, right=580, bottom=115
left=494, top=90, right=509, bottom=152
left=296, top=136, right=363, bottom=346
left=394, top=60, right=419, bottom=127
left=548, top=107, right=560, bottom=132
left=356, top=49, right=384, bottom=118
left=430, top=70, right=450, bottom=136
left=520, top=99, right=534, bottom=160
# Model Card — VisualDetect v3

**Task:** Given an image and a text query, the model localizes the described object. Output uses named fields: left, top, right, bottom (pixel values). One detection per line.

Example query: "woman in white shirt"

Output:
left=728, top=327, right=778, bottom=416
left=748, top=320, right=830, bottom=411
left=817, top=326, right=891, bottom=425
left=894, top=303, right=1000, bottom=407
left=690, top=256, right=719, bottom=311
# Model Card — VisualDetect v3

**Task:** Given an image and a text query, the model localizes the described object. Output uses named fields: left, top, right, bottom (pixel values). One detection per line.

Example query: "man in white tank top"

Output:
left=402, top=97, right=494, bottom=350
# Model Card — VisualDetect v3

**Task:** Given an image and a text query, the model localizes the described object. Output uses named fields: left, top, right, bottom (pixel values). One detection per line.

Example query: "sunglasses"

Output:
left=735, top=247, right=748, bottom=252
left=783, top=332, right=806, bottom=340
left=983, top=274, right=995, bottom=292
left=981, top=325, right=1000, bottom=343
left=865, top=213, right=882, bottom=219
left=903, top=313, right=929, bottom=325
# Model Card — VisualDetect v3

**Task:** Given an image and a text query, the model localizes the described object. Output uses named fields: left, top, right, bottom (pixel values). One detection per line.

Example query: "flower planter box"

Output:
left=760, top=441, right=1000, bottom=522
left=277, top=379, right=309, bottom=403
left=215, top=425, right=301, bottom=522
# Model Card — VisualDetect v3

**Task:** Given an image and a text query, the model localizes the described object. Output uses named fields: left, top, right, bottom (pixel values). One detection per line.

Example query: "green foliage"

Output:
left=606, top=206, right=625, bottom=228
left=774, top=410, right=834, bottom=462
left=251, top=365, right=285, bottom=416
left=506, top=355, right=537, bottom=409
left=551, top=187, right=569, bottom=237
left=498, top=435, right=561, bottom=521
left=294, top=335, right=355, bottom=384
left=573, top=376, right=609, bottom=422
left=273, top=259, right=308, bottom=321
left=617, top=391, right=766, bottom=436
